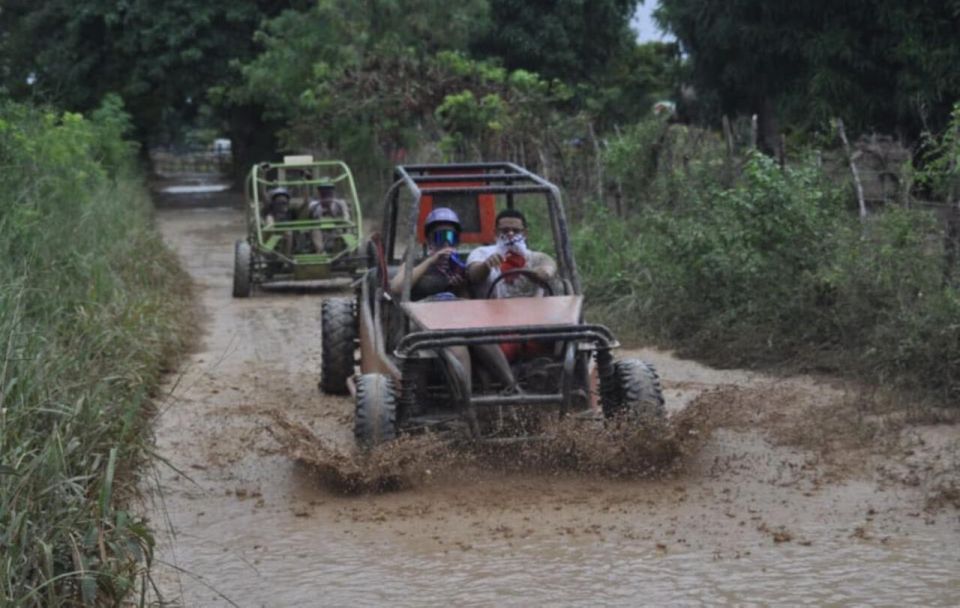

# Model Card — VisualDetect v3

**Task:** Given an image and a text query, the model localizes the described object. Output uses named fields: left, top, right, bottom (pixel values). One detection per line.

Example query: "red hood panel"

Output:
left=403, top=295, right=583, bottom=331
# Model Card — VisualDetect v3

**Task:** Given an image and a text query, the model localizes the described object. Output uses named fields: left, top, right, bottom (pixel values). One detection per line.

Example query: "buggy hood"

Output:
left=402, top=295, right=583, bottom=331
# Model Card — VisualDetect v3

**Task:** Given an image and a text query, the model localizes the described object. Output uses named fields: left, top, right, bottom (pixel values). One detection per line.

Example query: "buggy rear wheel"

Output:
left=354, top=374, right=398, bottom=447
left=602, top=358, right=665, bottom=420
left=320, top=297, right=357, bottom=394
left=232, top=239, right=253, bottom=298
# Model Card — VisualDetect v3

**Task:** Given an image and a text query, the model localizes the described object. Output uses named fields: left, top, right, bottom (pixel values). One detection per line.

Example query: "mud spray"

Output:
left=267, top=401, right=713, bottom=494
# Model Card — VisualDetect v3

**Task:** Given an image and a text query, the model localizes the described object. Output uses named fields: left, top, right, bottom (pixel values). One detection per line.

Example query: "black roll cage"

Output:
left=380, top=162, right=582, bottom=303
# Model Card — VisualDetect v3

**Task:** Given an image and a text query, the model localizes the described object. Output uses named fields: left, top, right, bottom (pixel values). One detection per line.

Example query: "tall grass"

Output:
left=577, top=120, right=960, bottom=403
left=0, top=99, right=190, bottom=605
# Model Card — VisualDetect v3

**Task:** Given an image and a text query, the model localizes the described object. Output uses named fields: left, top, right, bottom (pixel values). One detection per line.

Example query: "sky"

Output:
left=631, top=1, right=673, bottom=42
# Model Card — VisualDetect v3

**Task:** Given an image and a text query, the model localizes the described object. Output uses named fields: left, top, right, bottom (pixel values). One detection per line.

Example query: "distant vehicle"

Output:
left=212, top=138, right=232, bottom=155
left=319, top=162, right=665, bottom=446
left=232, top=156, right=364, bottom=297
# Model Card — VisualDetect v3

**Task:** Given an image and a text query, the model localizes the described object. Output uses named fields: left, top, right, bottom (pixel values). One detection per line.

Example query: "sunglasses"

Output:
left=431, top=228, right=459, bottom=247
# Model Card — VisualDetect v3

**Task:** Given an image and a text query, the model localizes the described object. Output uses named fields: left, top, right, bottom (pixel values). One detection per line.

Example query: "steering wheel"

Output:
left=486, top=268, right=554, bottom=298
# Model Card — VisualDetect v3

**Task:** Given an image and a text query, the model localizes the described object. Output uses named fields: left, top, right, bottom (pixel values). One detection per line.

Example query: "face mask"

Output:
left=496, top=233, right=528, bottom=255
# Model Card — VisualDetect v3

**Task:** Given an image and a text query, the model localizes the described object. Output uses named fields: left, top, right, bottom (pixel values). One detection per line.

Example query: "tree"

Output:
left=0, top=1, right=301, bottom=147
left=655, top=0, right=960, bottom=147
left=472, top=0, right=640, bottom=83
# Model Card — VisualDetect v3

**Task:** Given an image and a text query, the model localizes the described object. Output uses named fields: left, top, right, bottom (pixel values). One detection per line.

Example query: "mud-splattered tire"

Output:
left=354, top=374, right=397, bottom=447
left=603, top=358, right=665, bottom=420
left=232, top=239, right=252, bottom=298
left=320, top=297, right=357, bottom=394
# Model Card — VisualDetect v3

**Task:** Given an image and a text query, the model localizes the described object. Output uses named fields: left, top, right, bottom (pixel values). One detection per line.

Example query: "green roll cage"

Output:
left=245, top=158, right=364, bottom=266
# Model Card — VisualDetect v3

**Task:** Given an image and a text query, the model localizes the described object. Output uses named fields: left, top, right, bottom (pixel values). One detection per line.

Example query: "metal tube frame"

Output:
left=378, top=162, right=583, bottom=302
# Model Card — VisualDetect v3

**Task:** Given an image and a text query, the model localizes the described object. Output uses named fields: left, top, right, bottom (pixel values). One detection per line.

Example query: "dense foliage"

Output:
left=0, top=100, right=190, bottom=604
left=579, top=117, right=960, bottom=400
left=655, top=0, right=960, bottom=146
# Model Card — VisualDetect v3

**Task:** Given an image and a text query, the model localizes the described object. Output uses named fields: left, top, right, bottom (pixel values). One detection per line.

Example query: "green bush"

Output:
left=578, top=142, right=959, bottom=402
left=0, top=100, right=190, bottom=605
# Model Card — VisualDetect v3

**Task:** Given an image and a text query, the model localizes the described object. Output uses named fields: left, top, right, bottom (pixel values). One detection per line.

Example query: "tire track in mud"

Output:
left=144, top=202, right=960, bottom=607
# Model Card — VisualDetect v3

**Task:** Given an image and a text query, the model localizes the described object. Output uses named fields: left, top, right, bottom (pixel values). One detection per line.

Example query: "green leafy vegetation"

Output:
left=655, top=0, right=960, bottom=148
left=578, top=118, right=960, bottom=401
left=0, top=100, right=191, bottom=605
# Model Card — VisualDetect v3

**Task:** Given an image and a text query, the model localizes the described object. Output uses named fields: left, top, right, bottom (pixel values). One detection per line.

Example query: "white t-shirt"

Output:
left=467, top=244, right=553, bottom=298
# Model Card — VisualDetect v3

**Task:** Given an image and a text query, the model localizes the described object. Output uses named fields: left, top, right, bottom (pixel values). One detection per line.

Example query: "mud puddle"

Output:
left=143, top=201, right=960, bottom=607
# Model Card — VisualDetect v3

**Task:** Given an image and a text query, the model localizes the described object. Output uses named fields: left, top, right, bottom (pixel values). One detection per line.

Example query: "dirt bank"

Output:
left=143, top=199, right=959, bottom=607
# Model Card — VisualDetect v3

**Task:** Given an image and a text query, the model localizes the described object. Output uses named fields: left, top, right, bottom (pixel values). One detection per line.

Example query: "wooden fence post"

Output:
left=587, top=121, right=604, bottom=205
left=944, top=148, right=959, bottom=286
left=836, top=118, right=868, bottom=220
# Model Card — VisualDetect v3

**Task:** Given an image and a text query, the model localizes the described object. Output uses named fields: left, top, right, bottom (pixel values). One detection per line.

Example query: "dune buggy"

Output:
left=319, top=162, right=664, bottom=445
left=232, top=156, right=364, bottom=297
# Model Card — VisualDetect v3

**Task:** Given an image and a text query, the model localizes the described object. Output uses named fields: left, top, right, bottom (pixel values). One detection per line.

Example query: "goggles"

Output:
left=431, top=228, right=459, bottom=247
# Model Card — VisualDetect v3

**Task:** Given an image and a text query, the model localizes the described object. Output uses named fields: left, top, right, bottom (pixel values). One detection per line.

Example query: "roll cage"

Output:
left=380, top=162, right=582, bottom=302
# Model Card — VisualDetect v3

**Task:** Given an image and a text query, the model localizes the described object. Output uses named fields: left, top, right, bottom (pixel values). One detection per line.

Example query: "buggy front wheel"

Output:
left=602, top=358, right=665, bottom=420
left=232, top=239, right=253, bottom=298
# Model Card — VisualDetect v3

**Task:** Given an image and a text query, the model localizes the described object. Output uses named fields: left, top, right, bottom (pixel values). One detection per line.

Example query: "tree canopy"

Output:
left=656, top=0, right=960, bottom=144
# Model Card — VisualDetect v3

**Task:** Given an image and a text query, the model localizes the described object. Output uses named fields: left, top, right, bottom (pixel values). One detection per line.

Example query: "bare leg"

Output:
left=449, top=345, right=472, bottom=394
left=445, top=346, right=480, bottom=436
left=471, top=344, right=517, bottom=390
left=310, top=229, right=325, bottom=254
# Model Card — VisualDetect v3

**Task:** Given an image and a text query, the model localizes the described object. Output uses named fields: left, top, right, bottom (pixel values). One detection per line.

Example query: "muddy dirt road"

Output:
left=145, top=195, right=959, bottom=606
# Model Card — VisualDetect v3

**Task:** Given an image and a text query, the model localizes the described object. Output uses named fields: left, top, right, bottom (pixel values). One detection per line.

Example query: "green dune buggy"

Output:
left=233, top=156, right=364, bottom=297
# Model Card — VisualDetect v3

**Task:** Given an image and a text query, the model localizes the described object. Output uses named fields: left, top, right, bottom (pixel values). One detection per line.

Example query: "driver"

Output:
left=264, top=187, right=294, bottom=255
left=263, top=187, right=292, bottom=226
left=466, top=209, right=557, bottom=298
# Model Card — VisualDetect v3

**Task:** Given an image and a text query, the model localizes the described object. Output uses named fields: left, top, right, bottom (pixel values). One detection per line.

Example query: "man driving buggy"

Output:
left=390, top=207, right=522, bottom=394
left=263, top=187, right=292, bottom=226
left=263, top=187, right=295, bottom=255
left=466, top=209, right=557, bottom=299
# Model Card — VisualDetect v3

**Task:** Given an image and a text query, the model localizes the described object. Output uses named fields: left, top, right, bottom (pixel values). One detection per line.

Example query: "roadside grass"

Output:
left=1, top=101, right=191, bottom=605
left=577, top=121, right=960, bottom=405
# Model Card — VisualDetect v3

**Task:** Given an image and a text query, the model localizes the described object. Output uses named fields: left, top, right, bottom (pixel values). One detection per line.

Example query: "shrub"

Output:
left=578, top=140, right=959, bottom=401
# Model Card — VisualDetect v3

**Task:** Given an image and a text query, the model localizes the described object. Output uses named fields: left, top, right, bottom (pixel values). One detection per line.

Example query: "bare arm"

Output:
left=467, top=251, right=504, bottom=285
left=531, top=252, right=557, bottom=281
left=389, top=249, right=452, bottom=296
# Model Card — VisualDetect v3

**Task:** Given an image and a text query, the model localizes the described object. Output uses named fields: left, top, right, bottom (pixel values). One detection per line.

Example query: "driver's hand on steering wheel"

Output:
left=533, top=267, right=554, bottom=283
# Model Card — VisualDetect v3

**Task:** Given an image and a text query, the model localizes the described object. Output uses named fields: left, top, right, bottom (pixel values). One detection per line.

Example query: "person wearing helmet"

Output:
left=305, top=182, right=350, bottom=254
left=390, top=207, right=520, bottom=393
left=262, top=187, right=295, bottom=256
left=389, top=207, right=466, bottom=300
left=264, top=187, right=292, bottom=227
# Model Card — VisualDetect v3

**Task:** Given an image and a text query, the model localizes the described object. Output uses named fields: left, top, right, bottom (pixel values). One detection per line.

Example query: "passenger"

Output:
left=466, top=209, right=557, bottom=298
left=306, top=183, right=350, bottom=253
left=390, top=208, right=520, bottom=394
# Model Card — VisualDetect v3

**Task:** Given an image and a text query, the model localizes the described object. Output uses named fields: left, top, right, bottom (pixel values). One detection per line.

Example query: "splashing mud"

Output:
left=267, top=403, right=712, bottom=493
left=266, top=412, right=452, bottom=492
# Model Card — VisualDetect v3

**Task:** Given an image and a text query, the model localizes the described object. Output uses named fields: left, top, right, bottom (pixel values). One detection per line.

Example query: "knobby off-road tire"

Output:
left=603, top=358, right=665, bottom=420
left=320, top=297, right=357, bottom=394
left=354, top=374, right=397, bottom=447
left=233, top=239, right=253, bottom=298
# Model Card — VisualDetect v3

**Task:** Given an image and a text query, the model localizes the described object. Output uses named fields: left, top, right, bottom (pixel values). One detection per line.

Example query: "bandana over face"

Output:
left=496, top=234, right=528, bottom=283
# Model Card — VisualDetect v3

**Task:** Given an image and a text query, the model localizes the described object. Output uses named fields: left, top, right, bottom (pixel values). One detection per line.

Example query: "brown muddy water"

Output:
left=144, top=191, right=960, bottom=606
